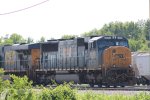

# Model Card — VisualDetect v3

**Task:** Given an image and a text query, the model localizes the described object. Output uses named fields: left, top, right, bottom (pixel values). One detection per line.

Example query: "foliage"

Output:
left=0, top=78, right=10, bottom=94
left=38, top=36, right=46, bottom=43
left=27, top=37, right=34, bottom=44
left=143, top=20, right=150, bottom=40
left=0, top=68, right=4, bottom=76
left=0, top=33, right=25, bottom=45
left=2, top=76, right=77, bottom=100
left=61, top=34, right=78, bottom=39
left=0, top=75, right=150, bottom=100
left=39, top=84, right=77, bottom=100
left=0, top=69, right=10, bottom=94
left=10, top=75, right=32, bottom=89
left=5, top=75, right=33, bottom=100
left=0, top=33, right=46, bottom=45
left=9, top=33, right=26, bottom=44
left=82, top=20, right=150, bottom=52
left=0, top=19, right=150, bottom=51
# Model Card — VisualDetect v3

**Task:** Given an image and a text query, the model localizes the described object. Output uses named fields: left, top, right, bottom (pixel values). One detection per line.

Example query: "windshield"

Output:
left=98, top=40, right=128, bottom=49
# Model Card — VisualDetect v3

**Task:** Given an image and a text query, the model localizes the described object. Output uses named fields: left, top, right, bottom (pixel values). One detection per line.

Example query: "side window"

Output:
left=88, top=42, right=96, bottom=49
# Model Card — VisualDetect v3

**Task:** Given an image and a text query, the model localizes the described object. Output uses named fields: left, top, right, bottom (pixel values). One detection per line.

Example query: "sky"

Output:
left=0, top=0, right=149, bottom=41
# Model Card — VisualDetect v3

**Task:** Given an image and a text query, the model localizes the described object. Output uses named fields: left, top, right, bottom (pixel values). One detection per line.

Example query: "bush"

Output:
left=5, top=75, right=33, bottom=100
left=0, top=68, right=10, bottom=94
left=10, top=75, right=32, bottom=89
left=0, top=68, right=4, bottom=76
left=39, top=83, right=77, bottom=100
left=1, top=75, right=150, bottom=100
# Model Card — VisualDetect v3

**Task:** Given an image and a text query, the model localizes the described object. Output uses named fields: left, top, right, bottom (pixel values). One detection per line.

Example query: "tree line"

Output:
left=0, top=33, right=46, bottom=45
left=0, top=19, right=150, bottom=52
left=62, top=20, right=150, bottom=52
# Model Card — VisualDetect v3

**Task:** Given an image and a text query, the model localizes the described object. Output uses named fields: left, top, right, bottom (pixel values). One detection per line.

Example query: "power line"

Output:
left=0, top=0, right=49, bottom=15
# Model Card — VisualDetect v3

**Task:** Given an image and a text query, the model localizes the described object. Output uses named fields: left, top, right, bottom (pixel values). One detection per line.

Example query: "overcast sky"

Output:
left=0, top=0, right=149, bottom=41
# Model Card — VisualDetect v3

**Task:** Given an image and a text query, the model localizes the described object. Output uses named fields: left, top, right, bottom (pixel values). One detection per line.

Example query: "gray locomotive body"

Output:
left=0, top=36, right=135, bottom=87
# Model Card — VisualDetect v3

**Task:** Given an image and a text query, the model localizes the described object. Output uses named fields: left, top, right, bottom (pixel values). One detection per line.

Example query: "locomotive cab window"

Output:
left=89, top=41, right=96, bottom=49
left=116, top=42, right=119, bottom=46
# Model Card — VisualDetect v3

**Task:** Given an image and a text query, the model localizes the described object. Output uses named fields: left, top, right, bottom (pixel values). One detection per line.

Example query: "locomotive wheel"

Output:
left=113, top=85, right=117, bottom=88
left=121, top=85, right=125, bottom=87
left=98, top=84, right=102, bottom=88
left=89, top=84, right=94, bottom=87
left=105, top=84, right=110, bottom=88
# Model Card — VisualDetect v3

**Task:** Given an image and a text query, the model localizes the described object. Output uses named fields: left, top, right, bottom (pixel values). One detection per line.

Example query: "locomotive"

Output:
left=0, top=35, right=135, bottom=87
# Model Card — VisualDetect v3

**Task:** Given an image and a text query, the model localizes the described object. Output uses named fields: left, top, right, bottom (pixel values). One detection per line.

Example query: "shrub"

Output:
left=0, top=68, right=4, bottom=76
left=5, top=75, right=33, bottom=100
left=39, top=83, right=77, bottom=100
left=10, top=75, right=32, bottom=89
left=0, top=68, right=10, bottom=94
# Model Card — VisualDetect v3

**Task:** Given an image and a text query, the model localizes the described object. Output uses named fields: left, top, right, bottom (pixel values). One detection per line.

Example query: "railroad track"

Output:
left=74, top=85, right=150, bottom=91
left=45, top=85, right=150, bottom=91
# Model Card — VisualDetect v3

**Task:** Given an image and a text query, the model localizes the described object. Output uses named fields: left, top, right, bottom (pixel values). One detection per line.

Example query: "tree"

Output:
left=9, top=33, right=25, bottom=44
left=3, top=39, right=13, bottom=45
left=61, top=34, right=77, bottom=39
left=38, top=36, right=46, bottom=43
left=143, top=20, right=150, bottom=40
left=27, top=37, right=34, bottom=44
left=0, top=37, right=3, bottom=45
left=81, top=20, right=149, bottom=51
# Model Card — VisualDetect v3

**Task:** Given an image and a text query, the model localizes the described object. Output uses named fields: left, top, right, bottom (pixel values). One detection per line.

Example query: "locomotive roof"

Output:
left=42, top=41, right=59, bottom=44
left=4, top=44, right=29, bottom=51
left=28, top=43, right=40, bottom=49
left=89, top=36, right=127, bottom=42
left=89, top=36, right=103, bottom=42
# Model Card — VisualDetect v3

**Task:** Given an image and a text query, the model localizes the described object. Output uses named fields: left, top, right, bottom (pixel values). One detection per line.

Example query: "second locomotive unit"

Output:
left=0, top=35, right=135, bottom=87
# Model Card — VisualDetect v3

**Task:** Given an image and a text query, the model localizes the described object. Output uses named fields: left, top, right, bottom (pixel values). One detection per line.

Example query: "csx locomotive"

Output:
left=0, top=35, right=135, bottom=87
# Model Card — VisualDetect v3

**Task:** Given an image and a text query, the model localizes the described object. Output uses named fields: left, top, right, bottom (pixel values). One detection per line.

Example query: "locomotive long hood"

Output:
left=102, top=46, right=131, bottom=68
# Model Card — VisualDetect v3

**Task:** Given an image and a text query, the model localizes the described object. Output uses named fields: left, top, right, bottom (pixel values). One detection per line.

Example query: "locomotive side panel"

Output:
left=41, top=41, right=58, bottom=69
left=4, top=51, right=16, bottom=70
left=78, top=46, right=85, bottom=68
left=86, top=40, right=99, bottom=69
left=87, top=49, right=98, bottom=69
left=42, top=51, right=58, bottom=69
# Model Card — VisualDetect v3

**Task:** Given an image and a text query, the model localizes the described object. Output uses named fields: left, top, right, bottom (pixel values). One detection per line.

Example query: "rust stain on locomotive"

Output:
left=31, top=49, right=40, bottom=68
left=5, top=51, right=16, bottom=66
left=102, top=46, right=131, bottom=68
